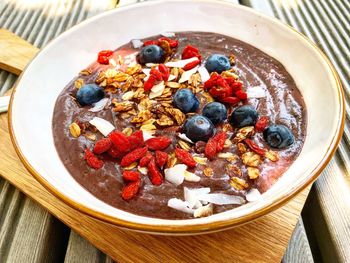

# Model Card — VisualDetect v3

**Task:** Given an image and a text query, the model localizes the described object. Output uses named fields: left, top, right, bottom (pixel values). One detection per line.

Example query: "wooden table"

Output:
left=0, top=0, right=349, bottom=262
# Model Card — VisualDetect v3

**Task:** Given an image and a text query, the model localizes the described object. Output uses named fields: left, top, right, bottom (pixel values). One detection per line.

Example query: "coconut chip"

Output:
left=178, top=66, right=199, bottom=83
left=164, top=164, right=187, bottom=186
left=184, top=187, right=210, bottom=209
left=184, top=171, right=201, bottom=182
left=177, top=133, right=194, bottom=144
left=198, top=193, right=245, bottom=205
left=165, top=57, right=199, bottom=68
left=89, top=98, right=110, bottom=112
left=149, top=81, right=165, bottom=99
left=246, top=188, right=262, bottom=202
left=89, top=117, right=115, bottom=136
left=194, top=204, right=213, bottom=218
left=167, top=198, right=194, bottom=214
left=198, top=66, right=210, bottom=82
left=131, top=39, right=144, bottom=49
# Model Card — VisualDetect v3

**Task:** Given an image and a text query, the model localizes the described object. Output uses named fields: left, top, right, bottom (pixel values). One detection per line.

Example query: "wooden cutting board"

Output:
left=0, top=29, right=310, bottom=263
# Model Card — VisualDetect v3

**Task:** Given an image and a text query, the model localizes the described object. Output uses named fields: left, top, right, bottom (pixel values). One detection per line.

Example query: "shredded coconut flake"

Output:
left=198, top=193, right=245, bottom=205
left=198, top=66, right=210, bottom=82
left=165, top=57, right=199, bottom=68
left=178, top=133, right=194, bottom=144
left=246, top=188, right=262, bottom=202
left=89, top=98, right=109, bottom=112
left=167, top=198, right=194, bottom=214
left=142, top=130, right=155, bottom=141
left=89, top=117, right=114, bottom=136
left=184, top=187, right=210, bottom=209
left=179, top=66, right=199, bottom=83
left=164, top=164, right=187, bottom=185
left=131, top=39, right=144, bottom=49
left=149, top=81, right=165, bottom=99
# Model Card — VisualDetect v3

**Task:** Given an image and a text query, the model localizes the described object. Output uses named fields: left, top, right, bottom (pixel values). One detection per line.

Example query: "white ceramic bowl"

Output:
left=9, top=0, right=344, bottom=235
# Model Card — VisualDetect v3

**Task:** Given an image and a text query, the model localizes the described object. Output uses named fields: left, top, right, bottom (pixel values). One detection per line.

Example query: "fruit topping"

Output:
left=97, top=50, right=113, bottom=64
left=76, top=84, right=105, bottom=106
left=229, top=105, right=259, bottom=128
left=120, top=146, right=148, bottom=167
left=175, top=148, right=196, bottom=168
left=109, top=131, right=131, bottom=153
left=139, top=152, right=153, bottom=167
left=263, top=124, right=294, bottom=149
left=121, top=180, right=141, bottom=200
left=183, top=115, right=215, bottom=142
left=122, top=171, right=141, bottom=182
left=93, top=138, right=112, bottom=154
left=255, top=116, right=269, bottom=132
left=155, top=151, right=168, bottom=168
left=173, top=88, right=199, bottom=113
left=205, top=54, right=231, bottom=73
left=84, top=149, right=104, bottom=170
left=138, top=45, right=165, bottom=64
left=147, top=158, right=163, bottom=186
left=202, top=102, right=227, bottom=125
left=182, top=45, right=201, bottom=61
left=145, top=136, right=172, bottom=150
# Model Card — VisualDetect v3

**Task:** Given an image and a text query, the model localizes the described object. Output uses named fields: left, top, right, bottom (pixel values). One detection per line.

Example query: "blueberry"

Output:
left=183, top=115, right=215, bottom=142
left=138, top=45, right=165, bottom=64
left=205, top=54, right=231, bottom=73
left=263, top=124, right=294, bottom=149
left=229, top=105, right=258, bottom=128
left=173, top=89, right=199, bottom=113
left=76, top=84, right=105, bottom=106
left=202, top=102, right=227, bottom=125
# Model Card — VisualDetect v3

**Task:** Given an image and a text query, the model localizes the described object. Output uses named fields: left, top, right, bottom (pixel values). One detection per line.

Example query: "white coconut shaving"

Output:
left=149, top=81, right=165, bottom=99
left=142, top=130, right=155, bottom=141
left=198, top=66, right=210, bottom=83
left=184, top=171, right=201, bottom=182
left=178, top=66, right=199, bottom=83
left=184, top=187, right=210, bottom=209
left=246, top=188, right=262, bottom=202
left=177, top=133, right=194, bottom=144
left=89, top=117, right=115, bottom=136
left=165, top=57, right=199, bottom=68
left=246, top=86, right=266, bottom=98
left=194, top=204, right=213, bottom=218
left=137, top=166, right=148, bottom=175
left=131, top=39, right=144, bottom=49
left=161, top=32, right=175, bottom=37
left=88, top=98, right=109, bottom=112
left=167, top=198, right=194, bottom=214
left=164, top=164, right=187, bottom=186
left=168, top=74, right=176, bottom=81
left=198, top=193, right=245, bottom=205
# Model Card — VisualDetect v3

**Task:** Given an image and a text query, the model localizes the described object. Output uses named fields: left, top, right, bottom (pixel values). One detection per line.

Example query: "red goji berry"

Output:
left=175, top=148, right=196, bottom=168
left=109, top=131, right=130, bottom=153
left=182, top=45, right=201, bottom=61
left=121, top=180, right=140, bottom=200
left=145, top=136, right=172, bottom=150
left=120, top=146, right=148, bottom=167
left=147, top=158, right=163, bottom=185
left=182, top=45, right=199, bottom=55
left=97, top=50, right=113, bottom=64
left=158, top=37, right=179, bottom=48
left=122, top=171, right=141, bottom=182
left=150, top=68, right=163, bottom=81
left=244, top=139, right=266, bottom=156
left=155, top=151, right=168, bottom=168
left=158, top=64, right=170, bottom=81
left=255, top=116, right=269, bottom=132
left=213, top=132, right=227, bottom=152
left=128, top=130, right=144, bottom=150
left=236, top=90, right=247, bottom=100
left=183, top=59, right=200, bottom=71
left=143, top=40, right=159, bottom=46
left=107, top=145, right=124, bottom=159
left=204, top=73, right=220, bottom=89
left=204, top=138, right=217, bottom=160
left=219, top=96, right=241, bottom=105
left=139, top=152, right=153, bottom=167
left=84, top=149, right=104, bottom=169
left=143, top=74, right=157, bottom=91
left=93, top=138, right=112, bottom=154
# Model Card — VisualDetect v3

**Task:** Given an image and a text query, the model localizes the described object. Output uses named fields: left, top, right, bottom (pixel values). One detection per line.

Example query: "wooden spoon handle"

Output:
left=0, top=29, right=39, bottom=75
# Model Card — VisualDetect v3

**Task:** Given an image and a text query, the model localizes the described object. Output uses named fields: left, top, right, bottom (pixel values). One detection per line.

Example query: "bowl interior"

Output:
left=10, top=0, right=342, bottom=232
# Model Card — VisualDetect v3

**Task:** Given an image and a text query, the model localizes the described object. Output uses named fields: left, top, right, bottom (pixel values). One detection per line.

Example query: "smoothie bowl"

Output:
left=9, top=0, right=344, bottom=234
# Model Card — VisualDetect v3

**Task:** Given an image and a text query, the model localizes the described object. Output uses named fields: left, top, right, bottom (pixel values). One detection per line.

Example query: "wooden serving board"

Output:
left=0, top=29, right=310, bottom=262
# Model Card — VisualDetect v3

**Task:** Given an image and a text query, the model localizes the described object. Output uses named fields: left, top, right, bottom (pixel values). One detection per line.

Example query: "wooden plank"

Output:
left=0, top=29, right=39, bottom=75
left=65, top=232, right=114, bottom=263
left=0, top=91, right=310, bottom=262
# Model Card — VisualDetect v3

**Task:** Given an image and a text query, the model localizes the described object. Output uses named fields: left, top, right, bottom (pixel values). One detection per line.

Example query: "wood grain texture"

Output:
left=0, top=29, right=39, bottom=75
left=0, top=106, right=310, bottom=262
